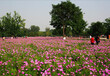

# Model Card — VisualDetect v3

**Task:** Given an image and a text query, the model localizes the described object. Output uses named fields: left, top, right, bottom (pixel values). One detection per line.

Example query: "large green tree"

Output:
left=0, top=11, right=25, bottom=37
left=104, top=18, right=110, bottom=37
left=89, top=21, right=106, bottom=36
left=50, top=0, right=87, bottom=36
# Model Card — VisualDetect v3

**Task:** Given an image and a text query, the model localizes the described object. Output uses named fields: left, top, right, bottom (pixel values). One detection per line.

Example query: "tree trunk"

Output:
left=63, top=24, right=65, bottom=37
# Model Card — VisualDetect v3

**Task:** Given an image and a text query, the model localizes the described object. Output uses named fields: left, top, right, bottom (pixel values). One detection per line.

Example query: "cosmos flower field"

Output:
left=0, top=37, right=110, bottom=76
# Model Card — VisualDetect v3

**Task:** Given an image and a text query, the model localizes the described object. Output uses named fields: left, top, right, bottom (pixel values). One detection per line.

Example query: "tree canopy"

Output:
left=0, top=11, right=25, bottom=37
left=88, top=21, right=106, bottom=36
left=50, top=0, right=87, bottom=36
left=104, top=18, right=110, bottom=35
left=29, top=25, right=40, bottom=36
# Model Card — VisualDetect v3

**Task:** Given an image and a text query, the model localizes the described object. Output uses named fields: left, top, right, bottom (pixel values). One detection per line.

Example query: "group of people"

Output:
left=90, top=36, right=100, bottom=45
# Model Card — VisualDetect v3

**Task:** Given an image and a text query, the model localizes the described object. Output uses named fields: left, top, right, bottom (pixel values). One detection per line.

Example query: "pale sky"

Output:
left=0, top=0, right=110, bottom=31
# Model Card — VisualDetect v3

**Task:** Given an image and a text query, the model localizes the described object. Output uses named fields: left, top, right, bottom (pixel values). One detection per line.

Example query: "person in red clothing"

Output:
left=91, top=36, right=94, bottom=45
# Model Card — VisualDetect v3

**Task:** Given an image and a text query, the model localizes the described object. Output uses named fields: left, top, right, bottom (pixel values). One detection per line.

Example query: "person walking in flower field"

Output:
left=95, top=36, right=100, bottom=45
left=90, top=36, right=94, bottom=45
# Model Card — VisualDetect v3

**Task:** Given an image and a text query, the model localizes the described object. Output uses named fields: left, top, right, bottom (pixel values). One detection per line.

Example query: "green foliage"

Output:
left=50, top=0, right=87, bottom=36
left=89, top=21, right=106, bottom=36
left=104, top=18, right=110, bottom=36
left=45, top=27, right=52, bottom=36
left=29, top=25, right=40, bottom=36
left=38, top=31, right=46, bottom=36
left=0, top=11, right=25, bottom=37
left=30, top=25, right=40, bottom=32
left=52, top=28, right=63, bottom=36
left=85, top=18, right=110, bottom=37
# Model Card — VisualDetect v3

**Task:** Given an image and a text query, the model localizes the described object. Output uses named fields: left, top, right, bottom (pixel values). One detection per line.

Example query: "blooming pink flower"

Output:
left=2, top=73, right=5, bottom=75
left=4, top=62, right=8, bottom=65
left=42, top=73, right=45, bottom=76
left=33, top=68, right=36, bottom=70
left=18, top=69, right=21, bottom=73
left=0, top=61, right=2, bottom=64
left=25, top=74, right=28, bottom=76
left=47, top=68, right=51, bottom=71
left=22, top=71, right=24, bottom=74
left=59, top=68, right=63, bottom=71
left=53, top=59, right=55, bottom=62
left=30, top=59, right=34, bottom=63
left=11, top=73, right=13, bottom=75
left=2, top=49, right=5, bottom=51
left=90, top=59, right=93, bottom=63
left=35, top=59, right=38, bottom=65
left=105, top=68, right=110, bottom=73
left=58, top=65, right=62, bottom=68
left=24, top=61, right=28, bottom=66
left=58, top=73, right=60, bottom=76
left=90, top=71, right=92, bottom=74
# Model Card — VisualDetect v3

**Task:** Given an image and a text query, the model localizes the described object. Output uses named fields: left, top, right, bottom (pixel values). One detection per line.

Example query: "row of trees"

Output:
left=0, top=0, right=110, bottom=37
left=0, top=11, right=25, bottom=37
left=22, top=26, right=52, bottom=37
left=0, top=11, right=52, bottom=37
left=85, top=18, right=110, bottom=37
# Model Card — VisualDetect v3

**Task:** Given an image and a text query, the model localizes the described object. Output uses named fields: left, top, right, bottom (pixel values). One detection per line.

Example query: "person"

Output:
left=63, top=35, right=66, bottom=40
left=90, top=36, right=94, bottom=45
left=63, top=37, right=66, bottom=40
left=95, top=36, right=100, bottom=45
left=90, top=35, right=92, bottom=39
left=2, top=37, right=5, bottom=41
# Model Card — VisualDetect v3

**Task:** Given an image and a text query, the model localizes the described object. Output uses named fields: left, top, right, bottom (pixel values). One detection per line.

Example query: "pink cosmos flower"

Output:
left=90, top=72, right=92, bottom=74
left=52, top=69, right=55, bottom=72
left=22, top=71, right=24, bottom=74
left=11, top=73, right=13, bottom=75
left=58, top=65, right=62, bottom=68
left=2, top=73, right=5, bottom=75
left=33, top=68, right=36, bottom=70
left=90, top=59, right=93, bottom=63
left=53, top=59, right=55, bottom=62
left=4, top=62, right=8, bottom=65
left=59, top=68, right=63, bottom=71
left=18, top=69, right=21, bottom=73
left=30, top=59, right=34, bottom=63
left=44, top=70, right=48, bottom=74
left=47, top=68, right=51, bottom=71
left=0, top=61, right=2, bottom=64
left=42, top=73, right=45, bottom=76
left=35, top=59, right=38, bottom=65
left=25, top=74, right=28, bottom=76
left=105, top=68, right=110, bottom=73
left=58, top=73, right=60, bottom=76
left=24, top=61, right=28, bottom=66
left=50, top=65, right=53, bottom=67
left=2, top=49, right=5, bottom=51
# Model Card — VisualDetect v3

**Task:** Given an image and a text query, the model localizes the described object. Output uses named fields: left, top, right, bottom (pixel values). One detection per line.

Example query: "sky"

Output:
left=0, top=0, right=110, bottom=31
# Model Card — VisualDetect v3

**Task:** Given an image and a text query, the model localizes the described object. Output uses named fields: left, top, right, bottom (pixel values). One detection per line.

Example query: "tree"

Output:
left=0, top=11, right=25, bottom=37
left=30, top=25, right=40, bottom=32
left=30, top=25, right=40, bottom=36
left=0, top=20, right=3, bottom=37
left=45, top=27, right=50, bottom=32
left=45, top=27, right=52, bottom=36
left=89, top=21, right=106, bottom=36
left=50, top=0, right=87, bottom=36
left=104, top=18, right=110, bottom=38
